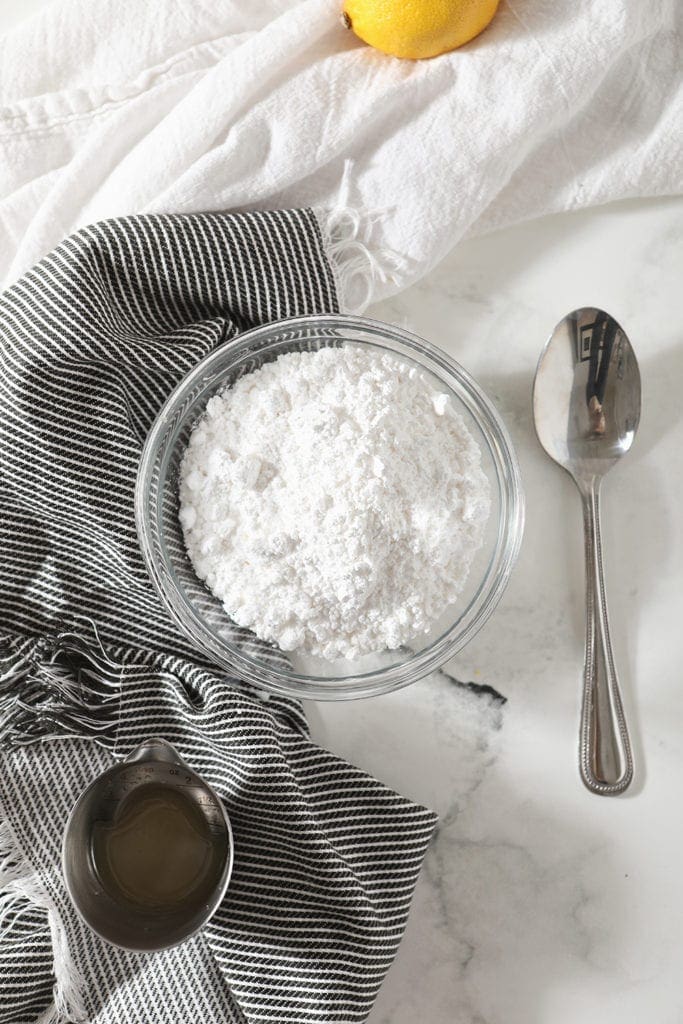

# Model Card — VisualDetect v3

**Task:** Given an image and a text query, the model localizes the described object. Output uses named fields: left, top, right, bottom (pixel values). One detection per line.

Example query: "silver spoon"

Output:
left=533, top=307, right=640, bottom=795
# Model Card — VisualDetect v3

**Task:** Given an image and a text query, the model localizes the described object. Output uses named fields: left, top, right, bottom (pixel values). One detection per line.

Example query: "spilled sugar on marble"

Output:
left=179, top=347, right=490, bottom=660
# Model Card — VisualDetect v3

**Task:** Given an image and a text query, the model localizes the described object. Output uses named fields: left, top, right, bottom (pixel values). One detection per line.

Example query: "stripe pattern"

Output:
left=0, top=212, right=436, bottom=1023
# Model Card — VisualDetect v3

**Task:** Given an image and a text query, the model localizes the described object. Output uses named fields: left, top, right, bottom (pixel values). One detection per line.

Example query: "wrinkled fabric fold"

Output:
left=0, top=0, right=680, bottom=298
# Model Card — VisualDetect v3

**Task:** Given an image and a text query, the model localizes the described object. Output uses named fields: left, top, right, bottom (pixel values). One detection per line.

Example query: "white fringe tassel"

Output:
left=315, top=160, right=408, bottom=313
left=0, top=819, right=86, bottom=1023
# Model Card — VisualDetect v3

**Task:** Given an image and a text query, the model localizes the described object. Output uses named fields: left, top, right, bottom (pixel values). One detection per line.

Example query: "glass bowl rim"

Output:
left=135, top=313, right=525, bottom=701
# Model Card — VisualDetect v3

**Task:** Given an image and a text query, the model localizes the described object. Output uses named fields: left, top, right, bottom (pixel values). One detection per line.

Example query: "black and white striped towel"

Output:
left=0, top=211, right=437, bottom=1024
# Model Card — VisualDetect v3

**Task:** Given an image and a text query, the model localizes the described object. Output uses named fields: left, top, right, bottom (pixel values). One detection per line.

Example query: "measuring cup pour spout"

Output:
left=124, top=737, right=185, bottom=767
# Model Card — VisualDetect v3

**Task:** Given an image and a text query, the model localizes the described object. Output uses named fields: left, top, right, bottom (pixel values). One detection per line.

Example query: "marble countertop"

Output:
left=308, top=195, right=683, bottom=1024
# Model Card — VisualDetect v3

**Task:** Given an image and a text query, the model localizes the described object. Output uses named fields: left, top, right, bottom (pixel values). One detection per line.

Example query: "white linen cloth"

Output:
left=0, top=0, right=681, bottom=306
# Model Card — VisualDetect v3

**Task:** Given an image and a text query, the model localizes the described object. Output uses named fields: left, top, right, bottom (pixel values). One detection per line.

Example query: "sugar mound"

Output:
left=179, top=347, right=490, bottom=660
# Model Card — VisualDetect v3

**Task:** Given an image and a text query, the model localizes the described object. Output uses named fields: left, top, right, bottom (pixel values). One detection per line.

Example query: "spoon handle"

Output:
left=579, top=480, right=634, bottom=795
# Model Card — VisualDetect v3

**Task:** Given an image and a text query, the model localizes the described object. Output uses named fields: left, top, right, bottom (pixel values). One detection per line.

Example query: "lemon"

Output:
left=342, top=0, right=499, bottom=59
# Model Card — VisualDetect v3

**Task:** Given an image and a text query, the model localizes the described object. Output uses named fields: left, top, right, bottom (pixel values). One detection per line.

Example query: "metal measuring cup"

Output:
left=62, top=738, right=233, bottom=951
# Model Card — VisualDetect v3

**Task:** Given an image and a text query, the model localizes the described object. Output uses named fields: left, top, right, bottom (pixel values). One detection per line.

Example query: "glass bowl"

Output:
left=136, top=314, right=524, bottom=700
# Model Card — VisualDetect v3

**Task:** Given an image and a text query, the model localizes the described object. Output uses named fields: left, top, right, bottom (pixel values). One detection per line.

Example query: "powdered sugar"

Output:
left=179, top=347, right=490, bottom=660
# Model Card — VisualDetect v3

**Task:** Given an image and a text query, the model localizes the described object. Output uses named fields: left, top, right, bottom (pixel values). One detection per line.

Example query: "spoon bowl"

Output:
left=534, top=308, right=641, bottom=477
left=533, top=307, right=641, bottom=795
